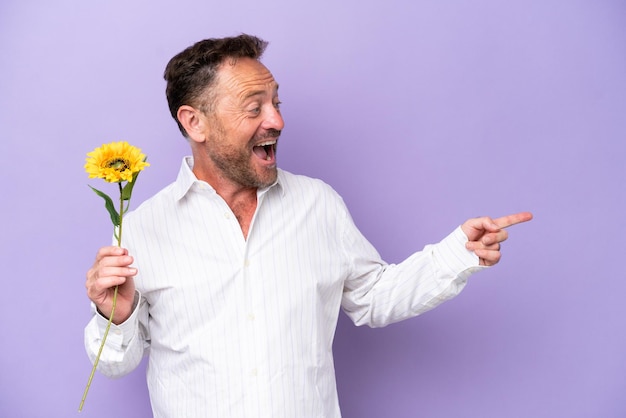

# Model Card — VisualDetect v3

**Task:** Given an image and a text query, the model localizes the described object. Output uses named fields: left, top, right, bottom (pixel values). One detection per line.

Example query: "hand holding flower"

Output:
left=86, top=246, right=137, bottom=324
left=79, top=141, right=149, bottom=411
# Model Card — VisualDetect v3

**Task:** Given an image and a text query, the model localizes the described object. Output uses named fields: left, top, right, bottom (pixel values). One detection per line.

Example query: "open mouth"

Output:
left=252, top=140, right=277, bottom=161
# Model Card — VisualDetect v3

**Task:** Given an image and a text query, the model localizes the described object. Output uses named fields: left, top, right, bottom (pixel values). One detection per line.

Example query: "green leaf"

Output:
left=89, top=185, right=120, bottom=226
left=121, top=158, right=147, bottom=201
left=121, top=178, right=136, bottom=202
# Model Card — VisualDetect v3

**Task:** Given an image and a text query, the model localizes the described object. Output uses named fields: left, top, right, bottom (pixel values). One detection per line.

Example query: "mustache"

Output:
left=258, top=129, right=281, bottom=140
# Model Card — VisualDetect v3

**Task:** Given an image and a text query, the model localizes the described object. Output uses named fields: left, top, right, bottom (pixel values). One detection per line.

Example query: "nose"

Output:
left=262, top=105, right=285, bottom=131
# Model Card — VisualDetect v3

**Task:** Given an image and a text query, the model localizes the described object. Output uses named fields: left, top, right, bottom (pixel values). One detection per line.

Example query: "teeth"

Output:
left=257, top=140, right=276, bottom=147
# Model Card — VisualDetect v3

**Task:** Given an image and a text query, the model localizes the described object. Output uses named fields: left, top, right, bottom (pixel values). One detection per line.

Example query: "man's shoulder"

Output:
left=124, top=181, right=178, bottom=222
left=277, top=169, right=338, bottom=196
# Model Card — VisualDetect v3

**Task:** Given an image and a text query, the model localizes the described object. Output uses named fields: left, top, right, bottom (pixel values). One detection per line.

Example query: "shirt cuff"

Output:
left=94, top=291, right=141, bottom=348
left=437, top=226, right=488, bottom=280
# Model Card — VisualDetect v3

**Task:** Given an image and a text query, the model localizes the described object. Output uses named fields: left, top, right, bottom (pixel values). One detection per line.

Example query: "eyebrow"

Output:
left=243, top=83, right=280, bottom=100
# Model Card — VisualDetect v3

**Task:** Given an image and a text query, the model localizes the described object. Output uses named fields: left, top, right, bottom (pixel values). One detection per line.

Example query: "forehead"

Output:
left=214, top=57, right=278, bottom=100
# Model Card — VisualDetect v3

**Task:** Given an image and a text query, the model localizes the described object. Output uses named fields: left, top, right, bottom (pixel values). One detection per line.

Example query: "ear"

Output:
left=177, top=105, right=207, bottom=144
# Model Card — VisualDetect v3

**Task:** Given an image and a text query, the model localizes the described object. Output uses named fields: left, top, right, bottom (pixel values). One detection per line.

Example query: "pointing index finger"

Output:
left=493, top=211, right=533, bottom=229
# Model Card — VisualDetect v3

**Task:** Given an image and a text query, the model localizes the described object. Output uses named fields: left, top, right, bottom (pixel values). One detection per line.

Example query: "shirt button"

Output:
left=251, top=368, right=258, bottom=377
left=223, top=213, right=231, bottom=219
left=244, top=259, right=250, bottom=267
left=248, top=313, right=255, bottom=321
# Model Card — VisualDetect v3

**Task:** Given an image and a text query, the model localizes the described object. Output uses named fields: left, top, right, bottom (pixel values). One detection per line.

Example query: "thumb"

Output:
left=462, top=216, right=500, bottom=240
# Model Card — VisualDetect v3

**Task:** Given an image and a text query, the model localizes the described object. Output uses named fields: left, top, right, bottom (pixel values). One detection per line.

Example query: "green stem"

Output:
left=117, top=182, right=124, bottom=246
left=79, top=182, right=125, bottom=412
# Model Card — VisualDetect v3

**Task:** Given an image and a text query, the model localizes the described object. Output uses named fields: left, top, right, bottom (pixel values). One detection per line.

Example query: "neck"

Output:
left=223, top=188, right=257, bottom=239
left=192, top=160, right=258, bottom=239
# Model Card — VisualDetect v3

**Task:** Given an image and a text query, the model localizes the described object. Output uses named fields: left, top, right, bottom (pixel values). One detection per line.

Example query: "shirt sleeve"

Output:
left=83, top=291, right=150, bottom=378
left=341, top=213, right=488, bottom=328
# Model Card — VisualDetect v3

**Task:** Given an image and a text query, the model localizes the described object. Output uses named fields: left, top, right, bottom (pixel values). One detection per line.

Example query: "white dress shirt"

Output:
left=85, top=157, right=484, bottom=417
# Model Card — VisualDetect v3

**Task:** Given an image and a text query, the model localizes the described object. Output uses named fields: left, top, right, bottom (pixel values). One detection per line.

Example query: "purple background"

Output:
left=1, top=0, right=625, bottom=417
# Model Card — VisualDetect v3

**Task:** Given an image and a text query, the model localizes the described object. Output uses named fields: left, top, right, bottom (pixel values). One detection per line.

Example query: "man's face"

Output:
left=199, top=57, right=284, bottom=189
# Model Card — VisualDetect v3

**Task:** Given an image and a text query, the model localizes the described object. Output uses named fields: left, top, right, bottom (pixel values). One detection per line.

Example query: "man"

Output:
left=84, top=34, right=532, bottom=417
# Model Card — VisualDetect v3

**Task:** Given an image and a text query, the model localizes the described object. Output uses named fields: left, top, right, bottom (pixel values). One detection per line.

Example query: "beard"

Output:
left=206, top=127, right=279, bottom=189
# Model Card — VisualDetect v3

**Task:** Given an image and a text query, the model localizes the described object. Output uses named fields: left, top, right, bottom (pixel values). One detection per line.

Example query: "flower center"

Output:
left=105, top=158, right=130, bottom=171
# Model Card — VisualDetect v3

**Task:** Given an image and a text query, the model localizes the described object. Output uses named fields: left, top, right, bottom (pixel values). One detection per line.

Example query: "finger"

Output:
left=86, top=272, right=135, bottom=301
left=461, top=217, right=500, bottom=239
left=466, top=240, right=500, bottom=252
left=97, top=254, right=135, bottom=269
left=89, top=274, right=129, bottom=292
left=86, top=268, right=136, bottom=301
left=482, top=230, right=508, bottom=246
left=86, top=258, right=136, bottom=289
left=97, top=265, right=138, bottom=280
left=493, top=211, right=533, bottom=229
left=473, top=248, right=502, bottom=267
left=95, top=246, right=128, bottom=261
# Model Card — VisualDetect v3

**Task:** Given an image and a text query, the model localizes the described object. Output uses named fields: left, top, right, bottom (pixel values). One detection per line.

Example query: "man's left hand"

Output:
left=462, top=212, right=533, bottom=266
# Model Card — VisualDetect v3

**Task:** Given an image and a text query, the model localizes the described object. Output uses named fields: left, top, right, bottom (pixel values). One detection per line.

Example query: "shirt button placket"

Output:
left=243, top=256, right=258, bottom=381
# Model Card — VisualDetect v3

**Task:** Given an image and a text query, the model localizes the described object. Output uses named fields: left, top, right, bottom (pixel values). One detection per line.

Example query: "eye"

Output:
left=273, top=101, right=282, bottom=110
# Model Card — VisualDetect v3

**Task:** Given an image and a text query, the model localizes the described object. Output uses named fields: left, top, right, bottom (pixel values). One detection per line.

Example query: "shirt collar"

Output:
left=173, top=156, right=284, bottom=201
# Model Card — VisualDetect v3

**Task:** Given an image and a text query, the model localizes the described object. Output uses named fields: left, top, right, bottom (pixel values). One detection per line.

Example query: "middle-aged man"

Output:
left=85, top=34, right=532, bottom=417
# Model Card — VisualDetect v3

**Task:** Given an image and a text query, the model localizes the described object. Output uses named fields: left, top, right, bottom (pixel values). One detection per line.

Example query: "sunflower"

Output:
left=85, top=141, right=149, bottom=183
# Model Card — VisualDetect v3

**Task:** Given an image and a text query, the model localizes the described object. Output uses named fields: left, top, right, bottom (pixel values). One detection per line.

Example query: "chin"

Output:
left=256, top=167, right=278, bottom=188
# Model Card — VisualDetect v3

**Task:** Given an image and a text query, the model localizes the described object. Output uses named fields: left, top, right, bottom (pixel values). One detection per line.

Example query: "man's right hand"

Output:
left=86, top=246, right=137, bottom=325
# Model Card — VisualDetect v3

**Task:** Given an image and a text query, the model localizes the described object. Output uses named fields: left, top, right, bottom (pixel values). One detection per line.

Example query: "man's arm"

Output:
left=84, top=291, right=149, bottom=377
left=341, top=211, right=533, bottom=328
left=84, top=246, right=148, bottom=377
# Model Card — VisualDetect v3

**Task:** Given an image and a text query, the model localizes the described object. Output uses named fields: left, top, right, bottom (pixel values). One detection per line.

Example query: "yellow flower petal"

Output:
left=85, top=141, right=149, bottom=183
